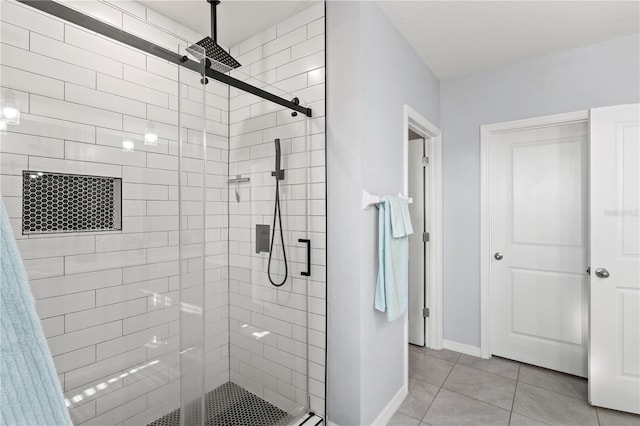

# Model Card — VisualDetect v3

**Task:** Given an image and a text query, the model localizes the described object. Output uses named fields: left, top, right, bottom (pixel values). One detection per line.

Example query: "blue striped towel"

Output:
left=1, top=199, right=72, bottom=425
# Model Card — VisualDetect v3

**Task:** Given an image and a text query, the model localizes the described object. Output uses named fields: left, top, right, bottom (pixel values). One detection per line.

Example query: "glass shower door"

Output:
left=177, top=42, right=313, bottom=426
left=228, top=87, right=311, bottom=424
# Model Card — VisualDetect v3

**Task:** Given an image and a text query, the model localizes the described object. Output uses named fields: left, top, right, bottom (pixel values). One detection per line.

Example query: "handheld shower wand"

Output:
left=271, top=139, right=285, bottom=181
left=268, top=139, right=288, bottom=287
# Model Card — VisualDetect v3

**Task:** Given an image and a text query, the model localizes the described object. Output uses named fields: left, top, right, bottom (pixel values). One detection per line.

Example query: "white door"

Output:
left=409, top=137, right=427, bottom=346
left=490, top=121, right=589, bottom=377
left=589, top=104, right=640, bottom=414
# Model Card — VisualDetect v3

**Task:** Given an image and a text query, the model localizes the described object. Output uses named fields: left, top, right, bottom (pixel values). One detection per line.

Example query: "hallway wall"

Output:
left=326, top=2, right=440, bottom=424
left=440, top=33, right=640, bottom=348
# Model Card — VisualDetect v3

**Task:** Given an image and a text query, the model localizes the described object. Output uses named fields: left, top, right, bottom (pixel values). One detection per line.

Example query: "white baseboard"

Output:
left=371, top=384, right=408, bottom=426
left=325, top=384, right=408, bottom=426
left=443, top=339, right=482, bottom=358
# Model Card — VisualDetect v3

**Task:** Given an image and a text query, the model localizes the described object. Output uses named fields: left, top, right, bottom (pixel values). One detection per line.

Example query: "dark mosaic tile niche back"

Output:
left=22, top=170, right=122, bottom=234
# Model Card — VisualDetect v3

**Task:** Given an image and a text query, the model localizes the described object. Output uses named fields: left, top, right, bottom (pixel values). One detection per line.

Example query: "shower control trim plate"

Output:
left=256, top=224, right=270, bottom=253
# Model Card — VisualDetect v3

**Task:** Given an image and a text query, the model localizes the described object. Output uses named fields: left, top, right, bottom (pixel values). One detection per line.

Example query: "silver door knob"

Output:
left=595, top=268, right=610, bottom=278
left=494, top=252, right=503, bottom=260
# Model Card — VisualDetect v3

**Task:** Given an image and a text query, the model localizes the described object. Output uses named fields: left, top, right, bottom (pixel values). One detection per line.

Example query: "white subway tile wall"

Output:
left=0, top=0, right=228, bottom=424
left=227, top=2, right=326, bottom=417
left=0, top=0, right=326, bottom=423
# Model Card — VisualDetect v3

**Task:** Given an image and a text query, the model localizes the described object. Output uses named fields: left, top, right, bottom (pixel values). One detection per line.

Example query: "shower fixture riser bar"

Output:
left=16, top=0, right=313, bottom=118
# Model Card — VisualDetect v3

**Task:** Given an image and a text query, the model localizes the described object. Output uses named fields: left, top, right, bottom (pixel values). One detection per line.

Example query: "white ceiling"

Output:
left=377, top=1, right=640, bottom=80
left=136, top=0, right=319, bottom=48
left=138, top=1, right=639, bottom=80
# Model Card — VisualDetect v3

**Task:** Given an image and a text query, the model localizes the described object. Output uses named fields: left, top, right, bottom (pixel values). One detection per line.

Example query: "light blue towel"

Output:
left=1, top=200, right=72, bottom=426
left=375, top=196, right=414, bottom=321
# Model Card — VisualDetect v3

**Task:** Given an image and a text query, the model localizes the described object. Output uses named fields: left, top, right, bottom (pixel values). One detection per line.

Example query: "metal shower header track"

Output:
left=16, top=0, right=313, bottom=118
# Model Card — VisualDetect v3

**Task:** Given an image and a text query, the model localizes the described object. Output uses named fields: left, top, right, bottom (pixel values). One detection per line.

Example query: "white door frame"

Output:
left=403, top=104, right=443, bottom=365
left=479, top=109, right=589, bottom=359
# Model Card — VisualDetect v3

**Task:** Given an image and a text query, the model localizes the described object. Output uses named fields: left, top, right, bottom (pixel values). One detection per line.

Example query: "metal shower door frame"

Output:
left=15, top=0, right=313, bottom=118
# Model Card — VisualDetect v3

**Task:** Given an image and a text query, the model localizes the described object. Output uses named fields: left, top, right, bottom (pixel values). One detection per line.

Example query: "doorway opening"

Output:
left=403, top=105, right=443, bottom=386
left=408, top=132, right=429, bottom=347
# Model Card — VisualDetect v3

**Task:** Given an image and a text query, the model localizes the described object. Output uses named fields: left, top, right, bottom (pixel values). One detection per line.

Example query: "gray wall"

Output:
left=326, top=2, right=440, bottom=424
left=441, top=34, right=640, bottom=347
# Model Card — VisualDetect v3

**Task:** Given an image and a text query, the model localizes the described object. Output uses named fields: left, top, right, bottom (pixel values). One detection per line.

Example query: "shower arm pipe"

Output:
left=209, top=0, right=220, bottom=42
left=16, top=0, right=313, bottom=118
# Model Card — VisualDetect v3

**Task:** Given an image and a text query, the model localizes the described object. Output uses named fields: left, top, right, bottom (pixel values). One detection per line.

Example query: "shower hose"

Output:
left=267, top=178, right=288, bottom=287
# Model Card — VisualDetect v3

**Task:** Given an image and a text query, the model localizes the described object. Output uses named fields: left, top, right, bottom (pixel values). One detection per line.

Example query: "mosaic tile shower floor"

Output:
left=147, top=382, right=291, bottom=426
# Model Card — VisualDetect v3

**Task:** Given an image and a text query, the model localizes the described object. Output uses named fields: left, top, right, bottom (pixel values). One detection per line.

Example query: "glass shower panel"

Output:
left=178, top=43, right=207, bottom=426
left=177, top=43, right=231, bottom=426
left=228, top=82, right=311, bottom=423
left=0, top=8, right=186, bottom=422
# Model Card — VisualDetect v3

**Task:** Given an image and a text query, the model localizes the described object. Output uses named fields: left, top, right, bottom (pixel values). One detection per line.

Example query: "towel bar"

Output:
left=362, top=190, right=413, bottom=210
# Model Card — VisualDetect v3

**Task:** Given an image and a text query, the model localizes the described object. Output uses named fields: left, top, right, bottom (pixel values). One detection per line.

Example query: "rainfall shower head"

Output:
left=188, top=0, right=241, bottom=73
left=191, top=37, right=241, bottom=73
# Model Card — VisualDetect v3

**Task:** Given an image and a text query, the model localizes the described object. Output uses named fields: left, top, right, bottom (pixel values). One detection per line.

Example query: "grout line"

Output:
left=417, top=354, right=459, bottom=423
left=508, top=365, right=521, bottom=424
left=408, top=348, right=531, bottom=424
left=455, top=361, right=519, bottom=382
left=438, top=386, right=513, bottom=418
left=509, top=408, right=555, bottom=426
left=419, top=380, right=443, bottom=423
left=516, top=380, right=591, bottom=404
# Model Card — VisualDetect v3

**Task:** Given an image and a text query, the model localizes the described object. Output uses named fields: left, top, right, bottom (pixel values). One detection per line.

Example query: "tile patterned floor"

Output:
left=389, top=346, right=640, bottom=426
left=146, top=382, right=290, bottom=426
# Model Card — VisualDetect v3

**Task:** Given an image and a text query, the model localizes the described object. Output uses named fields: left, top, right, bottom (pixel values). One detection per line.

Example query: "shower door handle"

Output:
left=298, top=238, right=311, bottom=277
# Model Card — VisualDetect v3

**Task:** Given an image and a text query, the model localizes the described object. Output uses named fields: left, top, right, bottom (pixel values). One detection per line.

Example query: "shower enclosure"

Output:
left=170, top=44, right=313, bottom=426
left=0, top=1, right=326, bottom=425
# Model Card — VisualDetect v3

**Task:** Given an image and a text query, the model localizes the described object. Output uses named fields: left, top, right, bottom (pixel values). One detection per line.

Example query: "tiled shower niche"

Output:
left=22, top=170, right=122, bottom=234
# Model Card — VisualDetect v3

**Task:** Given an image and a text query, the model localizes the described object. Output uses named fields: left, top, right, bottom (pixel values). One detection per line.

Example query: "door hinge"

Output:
left=423, top=307, right=430, bottom=318
left=423, top=232, right=430, bottom=242
left=422, top=156, right=429, bottom=167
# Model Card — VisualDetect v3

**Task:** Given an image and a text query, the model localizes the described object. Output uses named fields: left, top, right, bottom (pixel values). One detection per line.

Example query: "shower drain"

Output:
left=147, top=382, right=291, bottom=426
